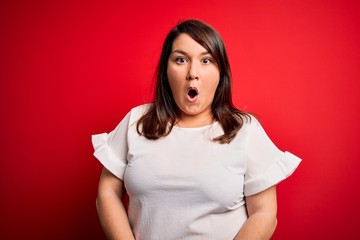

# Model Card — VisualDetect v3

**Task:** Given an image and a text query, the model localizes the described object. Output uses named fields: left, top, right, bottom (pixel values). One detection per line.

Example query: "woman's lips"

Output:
left=187, top=87, right=198, bottom=103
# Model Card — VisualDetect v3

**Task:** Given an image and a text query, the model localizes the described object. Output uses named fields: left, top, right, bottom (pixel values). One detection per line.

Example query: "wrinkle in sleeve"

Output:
left=244, top=118, right=301, bottom=196
left=91, top=112, right=131, bottom=180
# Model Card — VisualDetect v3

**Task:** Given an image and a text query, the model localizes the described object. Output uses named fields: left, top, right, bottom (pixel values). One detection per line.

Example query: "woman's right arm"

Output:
left=96, top=167, right=135, bottom=240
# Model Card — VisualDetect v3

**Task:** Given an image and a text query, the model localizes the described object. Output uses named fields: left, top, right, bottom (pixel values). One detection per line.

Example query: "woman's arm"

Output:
left=235, top=186, right=278, bottom=240
left=96, top=167, right=135, bottom=240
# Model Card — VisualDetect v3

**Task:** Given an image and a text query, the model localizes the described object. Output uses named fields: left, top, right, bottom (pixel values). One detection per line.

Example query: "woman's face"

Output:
left=167, top=33, right=220, bottom=124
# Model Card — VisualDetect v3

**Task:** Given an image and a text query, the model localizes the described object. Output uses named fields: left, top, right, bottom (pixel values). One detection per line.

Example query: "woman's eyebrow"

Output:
left=171, top=50, right=210, bottom=55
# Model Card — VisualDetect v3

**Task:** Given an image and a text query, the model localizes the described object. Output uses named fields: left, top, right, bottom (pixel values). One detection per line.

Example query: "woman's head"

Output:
left=138, top=19, right=248, bottom=143
left=155, top=19, right=233, bottom=121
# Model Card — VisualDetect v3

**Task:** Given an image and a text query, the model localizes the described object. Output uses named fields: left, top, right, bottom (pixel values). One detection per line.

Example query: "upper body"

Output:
left=93, top=19, right=301, bottom=240
left=93, top=104, right=301, bottom=239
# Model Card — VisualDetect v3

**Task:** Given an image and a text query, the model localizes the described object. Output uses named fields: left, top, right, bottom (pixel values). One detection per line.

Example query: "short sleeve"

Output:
left=243, top=118, right=301, bottom=196
left=91, top=112, right=131, bottom=180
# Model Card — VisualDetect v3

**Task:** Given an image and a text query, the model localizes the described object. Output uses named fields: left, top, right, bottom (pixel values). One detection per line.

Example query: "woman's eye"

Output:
left=202, top=58, right=212, bottom=64
left=175, top=57, right=186, bottom=63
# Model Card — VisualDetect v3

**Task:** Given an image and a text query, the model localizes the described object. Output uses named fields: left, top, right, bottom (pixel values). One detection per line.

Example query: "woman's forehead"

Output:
left=171, top=34, right=210, bottom=56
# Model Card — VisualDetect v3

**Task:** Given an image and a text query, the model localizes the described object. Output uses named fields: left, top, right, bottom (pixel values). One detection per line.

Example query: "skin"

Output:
left=96, top=33, right=277, bottom=239
left=96, top=168, right=135, bottom=240
left=235, top=186, right=278, bottom=239
left=167, top=33, right=220, bottom=128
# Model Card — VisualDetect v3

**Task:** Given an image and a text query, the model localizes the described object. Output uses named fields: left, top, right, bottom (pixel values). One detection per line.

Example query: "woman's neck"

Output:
left=176, top=111, right=215, bottom=128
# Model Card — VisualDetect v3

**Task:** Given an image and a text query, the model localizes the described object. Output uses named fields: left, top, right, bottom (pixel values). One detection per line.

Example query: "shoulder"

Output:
left=238, top=114, right=278, bottom=148
left=233, top=114, right=263, bottom=141
left=130, top=103, right=152, bottom=115
left=239, top=114, right=261, bottom=131
left=112, top=104, right=153, bottom=129
left=128, top=103, right=153, bottom=125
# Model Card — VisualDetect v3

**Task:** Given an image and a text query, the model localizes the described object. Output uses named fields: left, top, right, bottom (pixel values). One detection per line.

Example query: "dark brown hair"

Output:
left=137, top=19, right=250, bottom=144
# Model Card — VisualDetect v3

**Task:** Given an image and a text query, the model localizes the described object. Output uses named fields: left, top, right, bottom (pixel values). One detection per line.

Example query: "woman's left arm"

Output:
left=235, top=186, right=278, bottom=240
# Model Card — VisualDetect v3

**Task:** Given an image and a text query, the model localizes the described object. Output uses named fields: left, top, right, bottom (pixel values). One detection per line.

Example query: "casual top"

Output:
left=92, top=104, right=301, bottom=240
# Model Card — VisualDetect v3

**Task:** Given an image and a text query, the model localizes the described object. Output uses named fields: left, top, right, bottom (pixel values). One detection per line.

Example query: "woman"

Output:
left=92, top=19, right=301, bottom=240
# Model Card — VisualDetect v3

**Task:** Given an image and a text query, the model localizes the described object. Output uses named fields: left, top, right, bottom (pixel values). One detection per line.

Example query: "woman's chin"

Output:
left=179, top=105, right=211, bottom=118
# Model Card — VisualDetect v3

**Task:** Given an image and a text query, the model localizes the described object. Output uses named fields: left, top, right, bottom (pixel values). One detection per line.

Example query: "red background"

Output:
left=1, top=0, right=360, bottom=239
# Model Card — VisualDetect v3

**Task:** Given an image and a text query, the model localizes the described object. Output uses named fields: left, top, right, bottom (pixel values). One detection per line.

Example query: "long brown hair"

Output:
left=137, top=19, right=250, bottom=144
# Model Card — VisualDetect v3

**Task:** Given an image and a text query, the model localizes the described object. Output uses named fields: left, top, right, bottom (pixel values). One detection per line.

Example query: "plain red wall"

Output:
left=1, top=0, right=360, bottom=239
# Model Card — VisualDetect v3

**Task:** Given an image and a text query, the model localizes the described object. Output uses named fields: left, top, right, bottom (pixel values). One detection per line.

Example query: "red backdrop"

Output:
left=1, top=0, right=360, bottom=239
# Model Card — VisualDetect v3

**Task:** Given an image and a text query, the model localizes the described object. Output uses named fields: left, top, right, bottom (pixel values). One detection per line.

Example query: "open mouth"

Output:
left=187, top=88, right=198, bottom=99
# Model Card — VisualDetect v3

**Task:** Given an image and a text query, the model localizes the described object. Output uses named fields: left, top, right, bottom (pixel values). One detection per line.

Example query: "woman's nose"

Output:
left=186, top=62, right=199, bottom=80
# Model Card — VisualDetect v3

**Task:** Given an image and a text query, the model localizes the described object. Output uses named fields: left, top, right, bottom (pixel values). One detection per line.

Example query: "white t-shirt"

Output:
left=92, top=104, right=301, bottom=240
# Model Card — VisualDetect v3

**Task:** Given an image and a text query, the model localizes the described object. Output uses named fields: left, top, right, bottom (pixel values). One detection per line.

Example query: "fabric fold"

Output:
left=244, top=151, right=301, bottom=196
left=92, top=133, right=127, bottom=180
